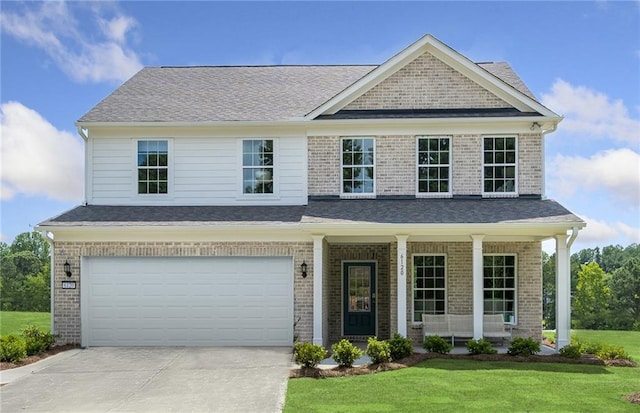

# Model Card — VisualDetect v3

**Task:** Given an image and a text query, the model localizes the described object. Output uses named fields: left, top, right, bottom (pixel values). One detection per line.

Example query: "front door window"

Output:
left=343, top=262, right=376, bottom=335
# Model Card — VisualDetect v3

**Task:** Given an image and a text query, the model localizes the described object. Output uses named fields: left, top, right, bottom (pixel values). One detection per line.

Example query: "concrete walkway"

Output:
left=1, top=347, right=292, bottom=413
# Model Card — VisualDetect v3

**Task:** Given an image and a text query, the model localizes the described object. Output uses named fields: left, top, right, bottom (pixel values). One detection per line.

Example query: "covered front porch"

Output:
left=302, top=198, right=583, bottom=352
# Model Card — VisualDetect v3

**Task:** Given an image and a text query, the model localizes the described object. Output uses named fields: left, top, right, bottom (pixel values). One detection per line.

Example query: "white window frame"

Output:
left=482, top=135, right=518, bottom=198
left=412, top=253, right=447, bottom=323
left=340, top=137, right=376, bottom=198
left=238, top=138, right=279, bottom=198
left=133, top=139, right=173, bottom=198
left=415, top=136, right=452, bottom=198
left=483, top=253, right=517, bottom=325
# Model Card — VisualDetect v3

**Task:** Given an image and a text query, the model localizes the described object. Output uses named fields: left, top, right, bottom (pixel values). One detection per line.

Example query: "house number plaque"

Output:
left=62, top=281, right=77, bottom=289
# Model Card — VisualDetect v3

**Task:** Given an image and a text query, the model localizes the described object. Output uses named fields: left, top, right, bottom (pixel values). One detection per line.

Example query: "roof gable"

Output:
left=305, top=34, right=559, bottom=119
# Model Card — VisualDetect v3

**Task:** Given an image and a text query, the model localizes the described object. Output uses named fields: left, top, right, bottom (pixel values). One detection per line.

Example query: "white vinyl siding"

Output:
left=89, top=135, right=306, bottom=205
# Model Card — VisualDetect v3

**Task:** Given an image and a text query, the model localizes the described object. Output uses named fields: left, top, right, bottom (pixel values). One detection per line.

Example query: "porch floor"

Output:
left=318, top=344, right=556, bottom=369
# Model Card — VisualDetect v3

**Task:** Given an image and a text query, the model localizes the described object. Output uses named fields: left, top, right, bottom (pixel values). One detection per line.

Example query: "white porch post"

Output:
left=312, top=235, right=324, bottom=346
left=396, top=235, right=409, bottom=337
left=471, top=235, right=485, bottom=339
left=555, top=234, right=570, bottom=350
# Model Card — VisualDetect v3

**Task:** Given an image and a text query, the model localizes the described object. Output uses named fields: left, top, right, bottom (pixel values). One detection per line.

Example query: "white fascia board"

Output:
left=38, top=223, right=308, bottom=243
left=304, top=34, right=560, bottom=120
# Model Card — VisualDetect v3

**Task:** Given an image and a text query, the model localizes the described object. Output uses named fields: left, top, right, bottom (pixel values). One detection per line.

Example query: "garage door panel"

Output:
left=84, top=256, right=293, bottom=346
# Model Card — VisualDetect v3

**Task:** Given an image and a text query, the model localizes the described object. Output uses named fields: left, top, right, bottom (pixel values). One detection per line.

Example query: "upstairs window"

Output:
left=417, top=137, right=451, bottom=195
left=242, top=139, right=274, bottom=194
left=483, top=136, right=517, bottom=194
left=137, top=140, right=168, bottom=194
left=342, top=138, right=375, bottom=195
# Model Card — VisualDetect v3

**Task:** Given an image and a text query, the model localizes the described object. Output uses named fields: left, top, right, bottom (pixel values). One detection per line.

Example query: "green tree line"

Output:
left=543, top=243, right=640, bottom=331
left=0, top=231, right=51, bottom=311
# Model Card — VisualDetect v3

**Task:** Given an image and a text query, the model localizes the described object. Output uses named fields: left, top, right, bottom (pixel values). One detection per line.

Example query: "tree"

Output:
left=542, top=252, right=556, bottom=328
left=10, top=231, right=50, bottom=265
left=608, top=258, right=640, bottom=330
left=573, top=261, right=611, bottom=330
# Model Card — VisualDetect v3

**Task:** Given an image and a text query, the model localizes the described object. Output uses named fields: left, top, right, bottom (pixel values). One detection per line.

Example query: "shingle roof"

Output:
left=40, top=199, right=582, bottom=228
left=78, top=62, right=536, bottom=123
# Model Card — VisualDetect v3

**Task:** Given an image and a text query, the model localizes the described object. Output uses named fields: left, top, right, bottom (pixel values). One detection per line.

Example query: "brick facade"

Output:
left=52, top=241, right=313, bottom=345
left=308, top=133, right=543, bottom=197
left=345, top=52, right=511, bottom=110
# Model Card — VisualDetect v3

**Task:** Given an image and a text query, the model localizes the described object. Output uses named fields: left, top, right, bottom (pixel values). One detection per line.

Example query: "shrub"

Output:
left=466, top=338, right=497, bottom=355
left=507, top=337, right=540, bottom=356
left=293, top=341, right=327, bottom=368
left=578, top=340, right=603, bottom=355
left=423, top=336, right=452, bottom=354
left=595, top=344, right=629, bottom=361
left=632, top=320, right=640, bottom=332
left=331, top=339, right=363, bottom=367
left=365, top=337, right=391, bottom=364
left=0, top=335, right=27, bottom=362
left=21, top=325, right=56, bottom=356
left=388, top=333, right=413, bottom=361
left=558, top=344, right=584, bottom=359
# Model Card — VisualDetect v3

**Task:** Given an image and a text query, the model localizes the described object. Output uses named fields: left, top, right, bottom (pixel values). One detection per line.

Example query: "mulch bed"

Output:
left=290, top=351, right=637, bottom=379
left=0, top=343, right=80, bottom=371
left=625, top=392, right=640, bottom=404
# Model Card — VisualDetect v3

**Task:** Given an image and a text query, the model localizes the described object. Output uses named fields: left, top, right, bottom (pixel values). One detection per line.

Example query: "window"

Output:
left=242, top=139, right=274, bottom=194
left=137, top=140, right=168, bottom=194
left=342, top=138, right=375, bottom=195
left=483, top=255, right=516, bottom=323
left=413, top=255, right=446, bottom=322
left=483, top=136, right=517, bottom=194
left=417, top=136, right=451, bottom=195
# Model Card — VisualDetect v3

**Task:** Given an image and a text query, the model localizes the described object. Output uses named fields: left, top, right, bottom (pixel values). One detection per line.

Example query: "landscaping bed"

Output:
left=0, top=343, right=79, bottom=371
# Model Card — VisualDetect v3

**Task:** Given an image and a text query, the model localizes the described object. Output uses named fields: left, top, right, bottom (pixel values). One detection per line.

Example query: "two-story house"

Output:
left=39, top=34, right=584, bottom=350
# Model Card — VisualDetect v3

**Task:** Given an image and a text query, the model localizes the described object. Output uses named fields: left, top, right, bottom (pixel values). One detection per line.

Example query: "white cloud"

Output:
left=548, top=148, right=640, bottom=206
left=541, top=79, right=640, bottom=146
left=0, top=102, right=84, bottom=202
left=575, top=216, right=640, bottom=246
left=0, top=1, right=142, bottom=83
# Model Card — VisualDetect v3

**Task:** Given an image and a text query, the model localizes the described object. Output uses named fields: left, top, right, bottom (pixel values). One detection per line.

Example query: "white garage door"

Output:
left=82, top=257, right=293, bottom=347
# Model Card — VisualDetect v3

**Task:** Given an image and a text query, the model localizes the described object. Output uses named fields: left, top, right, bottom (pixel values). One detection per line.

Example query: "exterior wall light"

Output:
left=64, top=260, right=72, bottom=277
left=301, top=261, right=308, bottom=278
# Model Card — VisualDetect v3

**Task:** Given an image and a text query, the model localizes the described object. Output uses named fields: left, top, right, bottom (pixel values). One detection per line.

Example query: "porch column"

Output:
left=471, top=235, right=485, bottom=339
left=312, top=235, right=325, bottom=346
left=555, top=234, right=570, bottom=350
left=396, top=235, right=409, bottom=337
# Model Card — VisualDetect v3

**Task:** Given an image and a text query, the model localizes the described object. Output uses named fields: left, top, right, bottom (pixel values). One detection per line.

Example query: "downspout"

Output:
left=567, top=226, right=578, bottom=249
left=42, top=230, right=55, bottom=335
left=76, top=125, right=89, bottom=205
left=540, top=122, right=558, bottom=199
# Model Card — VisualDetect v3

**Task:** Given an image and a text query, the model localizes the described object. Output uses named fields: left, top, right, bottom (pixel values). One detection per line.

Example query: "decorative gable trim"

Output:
left=304, top=34, right=560, bottom=120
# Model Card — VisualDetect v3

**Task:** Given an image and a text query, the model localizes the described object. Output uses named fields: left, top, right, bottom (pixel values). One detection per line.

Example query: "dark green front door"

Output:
left=343, top=262, right=376, bottom=336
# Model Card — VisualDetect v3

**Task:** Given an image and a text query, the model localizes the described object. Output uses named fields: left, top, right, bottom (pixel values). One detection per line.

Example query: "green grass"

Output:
left=0, top=311, right=51, bottom=336
left=285, top=330, right=640, bottom=412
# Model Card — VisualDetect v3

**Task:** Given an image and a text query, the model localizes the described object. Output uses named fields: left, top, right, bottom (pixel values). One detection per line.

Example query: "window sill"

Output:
left=340, top=194, right=376, bottom=199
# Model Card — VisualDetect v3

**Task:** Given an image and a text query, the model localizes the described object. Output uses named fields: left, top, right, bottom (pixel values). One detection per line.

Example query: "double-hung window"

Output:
left=417, top=136, right=451, bottom=196
left=342, top=137, right=375, bottom=196
left=483, top=136, right=517, bottom=195
left=137, top=140, right=168, bottom=194
left=483, top=254, right=516, bottom=323
left=413, top=255, right=447, bottom=322
left=242, top=139, right=274, bottom=194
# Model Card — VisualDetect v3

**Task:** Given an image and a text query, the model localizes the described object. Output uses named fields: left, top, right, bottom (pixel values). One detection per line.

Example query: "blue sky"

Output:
left=1, top=1, right=639, bottom=253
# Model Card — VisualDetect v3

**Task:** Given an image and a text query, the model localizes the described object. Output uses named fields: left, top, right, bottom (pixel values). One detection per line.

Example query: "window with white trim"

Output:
left=413, top=254, right=446, bottom=322
left=242, top=139, right=274, bottom=194
left=417, top=136, right=451, bottom=195
left=137, top=140, right=168, bottom=194
left=342, top=138, right=375, bottom=195
left=483, top=136, right=517, bottom=194
left=483, top=254, right=516, bottom=323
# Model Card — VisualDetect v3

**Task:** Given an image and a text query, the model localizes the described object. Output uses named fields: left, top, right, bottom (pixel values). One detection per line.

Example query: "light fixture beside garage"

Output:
left=64, top=260, right=72, bottom=277
left=301, top=261, right=308, bottom=278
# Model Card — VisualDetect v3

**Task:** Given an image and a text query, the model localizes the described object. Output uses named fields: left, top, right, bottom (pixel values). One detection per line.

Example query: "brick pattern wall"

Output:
left=327, top=244, right=390, bottom=344
left=517, top=133, right=543, bottom=195
left=52, top=241, right=313, bottom=345
left=345, top=52, right=510, bottom=110
left=451, top=135, right=482, bottom=195
left=308, top=136, right=340, bottom=196
left=376, top=136, right=415, bottom=195
left=404, top=241, right=542, bottom=344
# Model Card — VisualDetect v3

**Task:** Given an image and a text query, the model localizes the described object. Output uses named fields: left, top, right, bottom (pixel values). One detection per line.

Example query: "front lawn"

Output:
left=0, top=311, right=51, bottom=336
left=285, top=330, right=640, bottom=412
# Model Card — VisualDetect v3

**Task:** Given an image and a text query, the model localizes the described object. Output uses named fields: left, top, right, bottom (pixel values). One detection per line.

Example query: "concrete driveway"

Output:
left=0, top=347, right=293, bottom=413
